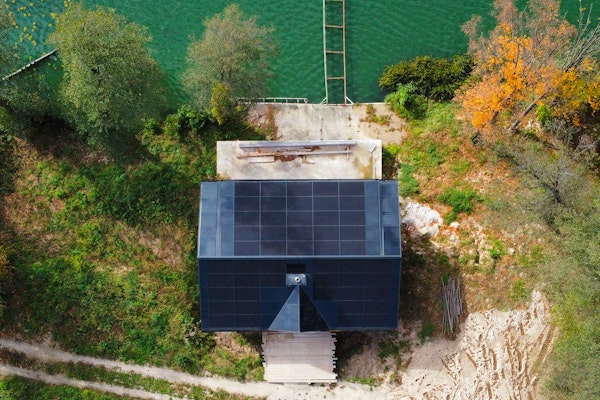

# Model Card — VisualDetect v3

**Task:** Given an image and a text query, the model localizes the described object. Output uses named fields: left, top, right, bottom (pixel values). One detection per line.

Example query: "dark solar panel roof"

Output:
left=197, top=180, right=402, bottom=332
left=198, top=180, right=401, bottom=258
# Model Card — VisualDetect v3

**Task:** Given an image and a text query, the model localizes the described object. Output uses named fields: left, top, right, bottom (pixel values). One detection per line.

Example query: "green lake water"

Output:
left=7, top=0, right=595, bottom=104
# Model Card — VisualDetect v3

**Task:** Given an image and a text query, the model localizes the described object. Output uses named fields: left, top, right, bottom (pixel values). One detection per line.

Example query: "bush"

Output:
left=536, top=104, right=552, bottom=127
left=385, top=83, right=428, bottom=120
left=439, top=187, right=481, bottom=222
left=379, top=55, right=473, bottom=101
left=163, top=105, right=213, bottom=138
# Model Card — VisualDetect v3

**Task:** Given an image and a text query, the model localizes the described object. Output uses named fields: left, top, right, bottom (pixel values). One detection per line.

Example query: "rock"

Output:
left=401, top=199, right=443, bottom=238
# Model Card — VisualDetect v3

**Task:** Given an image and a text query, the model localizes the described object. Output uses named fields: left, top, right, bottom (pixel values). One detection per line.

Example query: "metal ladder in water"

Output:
left=321, top=0, right=352, bottom=105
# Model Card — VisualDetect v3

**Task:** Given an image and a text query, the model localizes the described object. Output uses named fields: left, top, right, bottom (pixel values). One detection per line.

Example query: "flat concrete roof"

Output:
left=217, top=139, right=382, bottom=180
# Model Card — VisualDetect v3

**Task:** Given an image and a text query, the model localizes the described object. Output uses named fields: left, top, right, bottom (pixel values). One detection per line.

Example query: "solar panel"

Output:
left=313, top=181, right=338, bottom=196
left=339, top=181, right=364, bottom=195
left=261, top=181, right=286, bottom=196
left=235, top=181, right=259, bottom=196
left=287, top=181, right=312, bottom=196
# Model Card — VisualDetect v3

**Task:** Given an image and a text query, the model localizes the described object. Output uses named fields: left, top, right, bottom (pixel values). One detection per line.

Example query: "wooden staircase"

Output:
left=262, top=331, right=337, bottom=383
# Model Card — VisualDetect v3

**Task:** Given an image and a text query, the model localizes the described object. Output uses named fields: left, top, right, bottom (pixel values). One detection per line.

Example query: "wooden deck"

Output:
left=262, top=331, right=337, bottom=384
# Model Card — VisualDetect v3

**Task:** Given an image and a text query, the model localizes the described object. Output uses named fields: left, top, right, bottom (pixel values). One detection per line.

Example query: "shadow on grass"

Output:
left=399, top=231, right=463, bottom=335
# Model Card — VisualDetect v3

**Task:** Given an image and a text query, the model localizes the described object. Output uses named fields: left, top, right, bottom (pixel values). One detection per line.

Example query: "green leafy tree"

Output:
left=183, top=4, right=277, bottom=123
left=50, top=3, right=166, bottom=152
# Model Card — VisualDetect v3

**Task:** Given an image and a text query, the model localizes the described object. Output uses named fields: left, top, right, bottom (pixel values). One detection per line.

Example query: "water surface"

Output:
left=8, top=0, right=594, bottom=104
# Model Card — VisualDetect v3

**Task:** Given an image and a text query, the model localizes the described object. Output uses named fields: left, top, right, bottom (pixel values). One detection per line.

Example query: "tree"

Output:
left=457, top=0, right=600, bottom=134
left=183, top=4, right=277, bottom=123
left=50, top=3, right=166, bottom=152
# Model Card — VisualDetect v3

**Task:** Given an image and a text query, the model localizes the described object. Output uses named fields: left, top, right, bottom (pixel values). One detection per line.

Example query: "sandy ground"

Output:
left=389, top=290, right=555, bottom=399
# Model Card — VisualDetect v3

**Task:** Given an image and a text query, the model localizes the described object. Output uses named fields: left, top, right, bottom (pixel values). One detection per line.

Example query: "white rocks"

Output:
left=401, top=199, right=443, bottom=238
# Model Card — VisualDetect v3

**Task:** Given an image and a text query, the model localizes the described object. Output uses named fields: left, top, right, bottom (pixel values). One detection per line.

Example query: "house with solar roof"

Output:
left=197, top=137, right=402, bottom=383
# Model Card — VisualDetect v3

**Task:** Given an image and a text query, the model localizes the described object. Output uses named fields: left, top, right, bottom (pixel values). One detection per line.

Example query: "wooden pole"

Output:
left=2, top=49, right=58, bottom=82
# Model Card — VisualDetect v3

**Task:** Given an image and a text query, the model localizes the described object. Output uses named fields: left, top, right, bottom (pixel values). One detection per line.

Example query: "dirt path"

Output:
left=0, top=338, right=390, bottom=399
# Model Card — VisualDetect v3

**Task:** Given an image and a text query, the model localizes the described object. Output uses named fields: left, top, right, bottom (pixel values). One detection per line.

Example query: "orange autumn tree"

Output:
left=457, top=0, right=600, bottom=133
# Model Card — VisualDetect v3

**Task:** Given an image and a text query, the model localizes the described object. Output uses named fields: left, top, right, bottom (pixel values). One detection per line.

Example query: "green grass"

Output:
left=399, top=163, right=420, bottom=196
left=509, top=279, right=529, bottom=302
left=0, top=375, right=136, bottom=400
left=1, top=110, right=264, bottom=376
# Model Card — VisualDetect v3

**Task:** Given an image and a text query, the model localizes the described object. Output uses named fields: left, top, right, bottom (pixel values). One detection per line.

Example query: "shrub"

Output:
left=439, top=187, right=481, bottom=222
left=385, top=83, right=428, bottom=120
left=163, top=105, right=213, bottom=138
left=379, top=55, right=473, bottom=101
left=536, top=103, right=552, bottom=127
